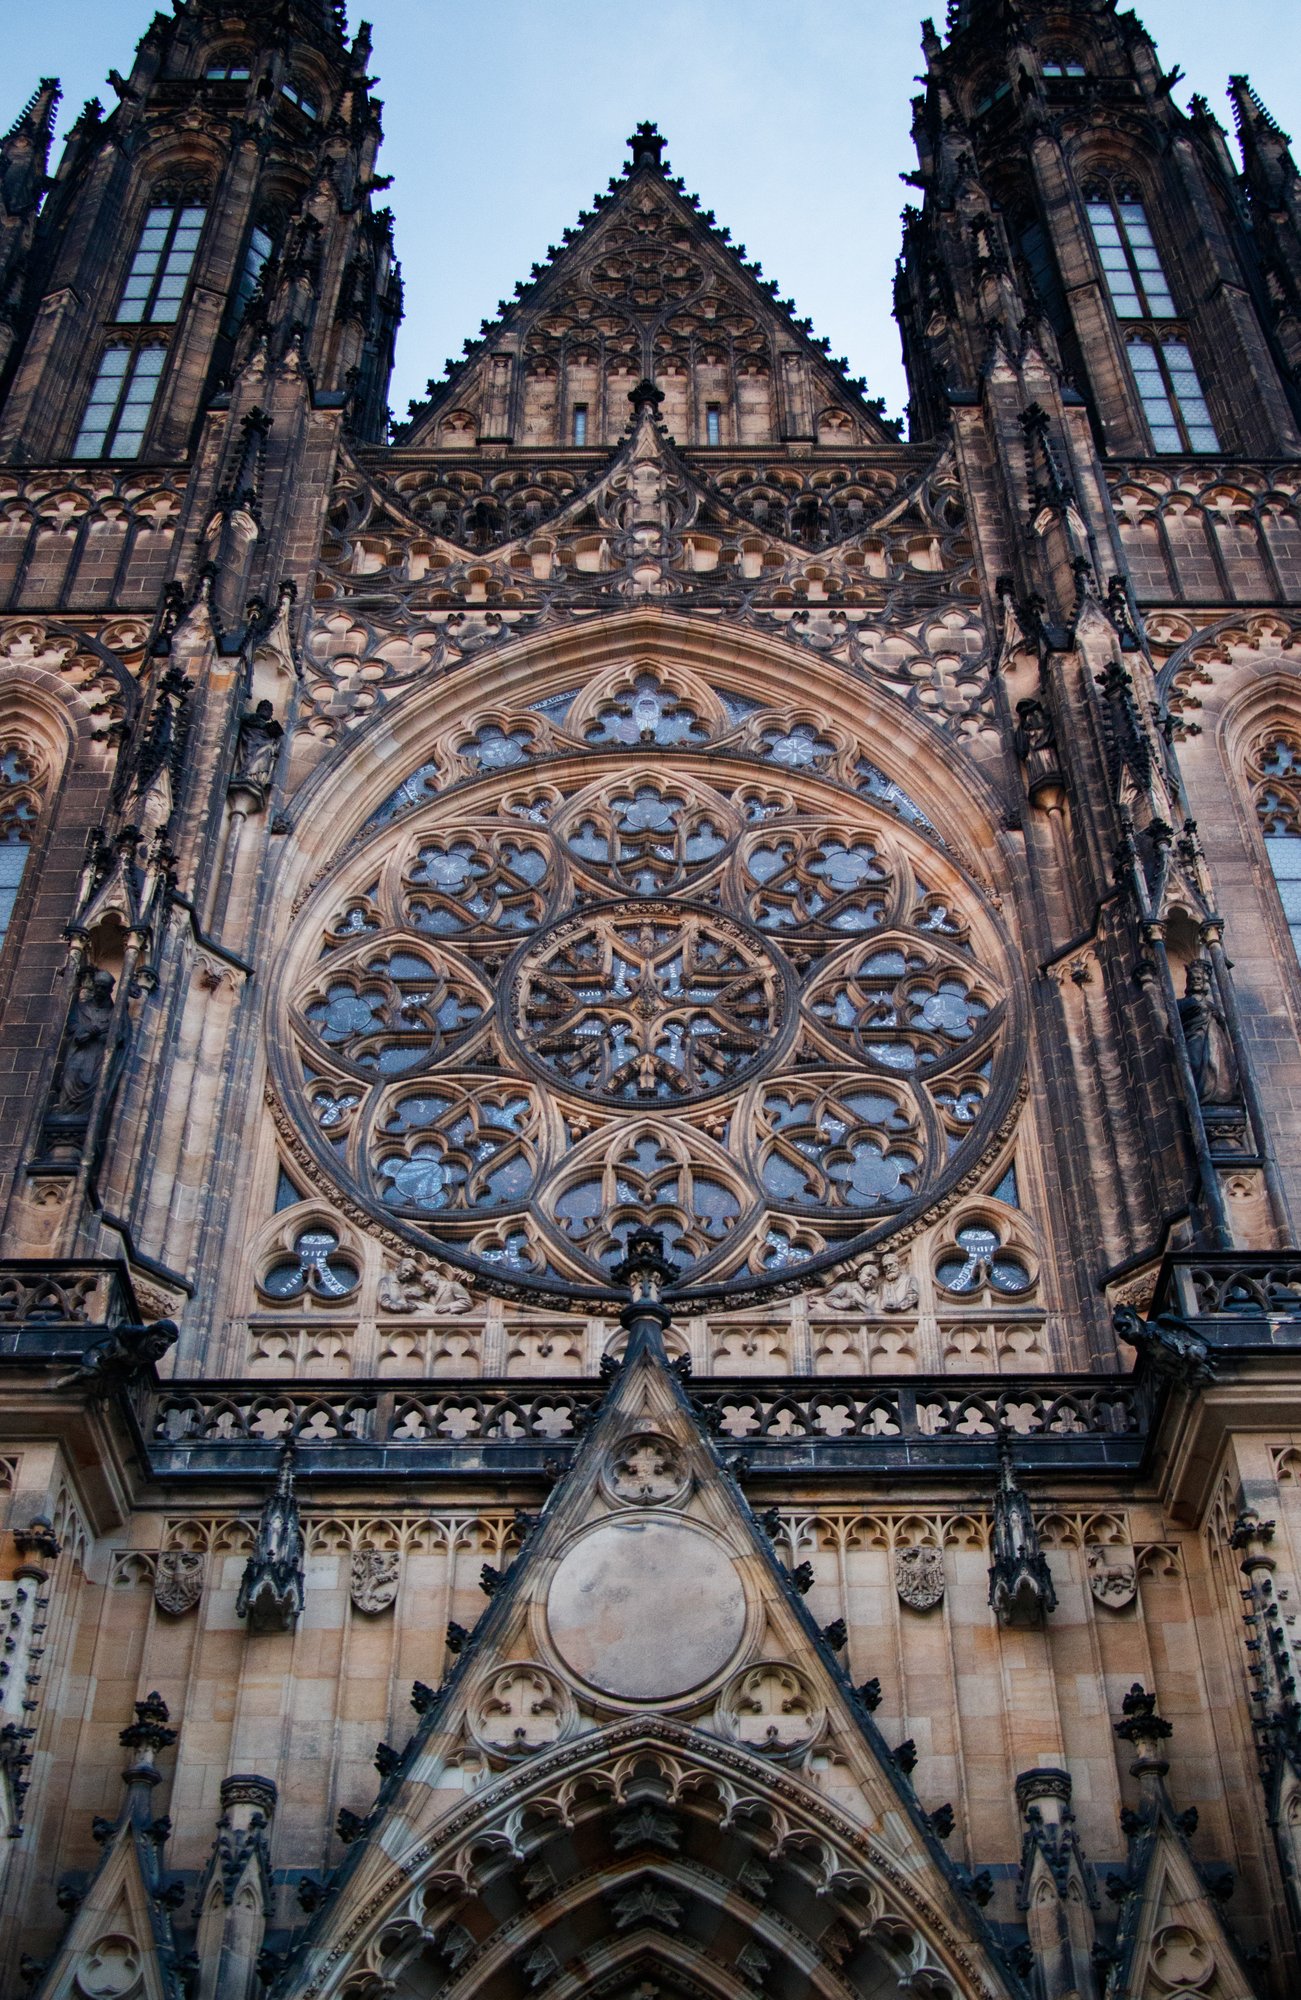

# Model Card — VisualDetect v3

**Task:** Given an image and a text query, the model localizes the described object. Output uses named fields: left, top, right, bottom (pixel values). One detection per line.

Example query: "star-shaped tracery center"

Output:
left=513, top=906, right=784, bottom=1103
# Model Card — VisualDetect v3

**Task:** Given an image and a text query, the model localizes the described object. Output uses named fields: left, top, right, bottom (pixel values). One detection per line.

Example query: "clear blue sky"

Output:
left=4, top=1, right=1298, bottom=425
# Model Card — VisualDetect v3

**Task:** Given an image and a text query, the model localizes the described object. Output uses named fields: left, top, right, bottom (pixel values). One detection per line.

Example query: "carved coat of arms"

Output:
left=893, top=1546, right=945, bottom=1611
left=1086, top=1545, right=1137, bottom=1610
left=350, top=1548, right=401, bottom=1614
left=154, top=1550, right=204, bottom=1616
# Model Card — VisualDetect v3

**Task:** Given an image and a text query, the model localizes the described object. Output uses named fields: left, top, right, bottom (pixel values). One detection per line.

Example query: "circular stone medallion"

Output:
left=546, top=1518, right=746, bottom=1700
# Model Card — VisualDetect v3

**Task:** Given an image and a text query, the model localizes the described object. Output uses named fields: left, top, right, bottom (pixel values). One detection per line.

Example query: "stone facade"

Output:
left=0, top=1, right=1299, bottom=1995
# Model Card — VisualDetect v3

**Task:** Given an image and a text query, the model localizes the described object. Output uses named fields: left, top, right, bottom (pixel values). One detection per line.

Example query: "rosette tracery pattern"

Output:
left=275, top=660, right=1017, bottom=1298
left=513, top=908, right=782, bottom=1103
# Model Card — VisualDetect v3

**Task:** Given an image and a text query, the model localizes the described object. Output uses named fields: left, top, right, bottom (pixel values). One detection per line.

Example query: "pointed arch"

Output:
left=306, top=1719, right=1012, bottom=2000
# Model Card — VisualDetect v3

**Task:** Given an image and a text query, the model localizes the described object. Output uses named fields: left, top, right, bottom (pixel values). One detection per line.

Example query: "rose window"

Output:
left=511, top=907, right=784, bottom=1102
left=274, top=671, right=1019, bottom=1302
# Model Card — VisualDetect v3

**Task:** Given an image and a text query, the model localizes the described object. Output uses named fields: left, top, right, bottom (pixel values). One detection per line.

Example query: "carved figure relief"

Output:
left=349, top=1547, right=401, bottom=1614
left=468, top=1663, right=574, bottom=1758
left=48, top=969, right=116, bottom=1124
left=273, top=663, right=1018, bottom=1302
left=819, top=1249, right=919, bottom=1315
left=377, top=1256, right=473, bottom=1316
left=1086, top=1544, right=1138, bottom=1610
left=153, top=1550, right=204, bottom=1616
left=893, top=1545, right=945, bottom=1611
left=715, top=1662, right=824, bottom=1755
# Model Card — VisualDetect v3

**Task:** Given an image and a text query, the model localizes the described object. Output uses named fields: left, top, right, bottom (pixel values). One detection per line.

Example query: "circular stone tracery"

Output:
left=275, top=677, right=1018, bottom=1301
left=509, top=903, right=787, bottom=1103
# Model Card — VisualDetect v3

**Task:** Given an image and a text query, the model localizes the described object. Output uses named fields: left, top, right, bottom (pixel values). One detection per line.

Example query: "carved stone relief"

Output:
left=153, top=1550, right=204, bottom=1616
left=377, top=1255, right=473, bottom=1316
left=893, top=1545, right=945, bottom=1610
left=602, top=1425, right=689, bottom=1508
left=1085, top=1544, right=1137, bottom=1610
left=349, top=1547, right=401, bottom=1614
left=714, top=1662, right=823, bottom=1755
left=468, top=1663, right=576, bottom=1759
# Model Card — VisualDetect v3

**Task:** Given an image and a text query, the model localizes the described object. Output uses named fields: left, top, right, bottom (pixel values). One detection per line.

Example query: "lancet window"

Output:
left=1084, top=181, right=1219, bottom=454
left=0, top=740, right=47, bottom=952
left=72, top=196, right=208, bottom=459
left=1250, top=730, right=1301, bottom=964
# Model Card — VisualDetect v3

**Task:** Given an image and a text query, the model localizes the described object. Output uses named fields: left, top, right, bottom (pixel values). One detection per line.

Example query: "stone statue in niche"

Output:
left=820, top=1250, right=918, bottom=1316
left=232, top=700, right=283, bottom=791
left=49, top=969, right=116, bottom=1121
left=377, top=1255, right=472, bottom=1315
left=893, top=1545, right=945, bottom=1610
left=1178, top=960, right=1238, bottom=1107
left=349, top=1547, right=401, bottom=1614
left=1013, top=697, right=1065, bottom=805
left=154, top=1550, right=204, bottom=1616
left=1086, top=1544, right=1137, bottom=1610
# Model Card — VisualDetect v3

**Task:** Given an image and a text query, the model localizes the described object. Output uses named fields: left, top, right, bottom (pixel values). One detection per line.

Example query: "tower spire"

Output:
left=0, top=76, right=59, bottom=370
left=1229, top=74, right=1301, bottom=388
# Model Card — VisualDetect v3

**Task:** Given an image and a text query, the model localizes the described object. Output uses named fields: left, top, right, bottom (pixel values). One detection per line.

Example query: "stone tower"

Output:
left=0, top=0, right=1298, bottom=1994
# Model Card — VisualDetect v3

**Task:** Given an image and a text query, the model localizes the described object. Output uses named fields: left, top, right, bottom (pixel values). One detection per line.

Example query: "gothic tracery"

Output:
left=275, top=656, right=1016, bottom=1297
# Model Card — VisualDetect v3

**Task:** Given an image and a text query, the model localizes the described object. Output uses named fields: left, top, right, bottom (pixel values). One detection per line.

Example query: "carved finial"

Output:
left=627, top=121, right=667, bottom=173
left=117, top=1691, right=177, bottom=1817
left=988, top=1432, right=1057, bottom=1626
left=235, top=1441, right=305, bottom=1633
left=612, top=1225, right=674, bottom=1308
left=628, top=377, right=666, bottom=418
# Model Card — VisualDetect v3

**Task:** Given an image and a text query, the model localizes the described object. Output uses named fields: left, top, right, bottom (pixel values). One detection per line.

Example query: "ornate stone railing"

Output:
left=1150, top=1254, right=1301, bottom=1341
left=147, top=1373, right=1152, bottom=1478
left=0, top=1259, right=141, bottom=1338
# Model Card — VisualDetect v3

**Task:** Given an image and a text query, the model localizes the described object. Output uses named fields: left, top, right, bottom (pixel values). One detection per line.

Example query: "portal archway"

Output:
left=313, top=1722, right=1011, bottom=2000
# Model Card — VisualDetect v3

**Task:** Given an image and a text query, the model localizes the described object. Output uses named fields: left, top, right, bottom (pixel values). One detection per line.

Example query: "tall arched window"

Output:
left=72, top=192, right=209, bottom=460
left=1084, top=179, right=1220, bottom=454
left=1250, top=730, right=1301, bottom=964
left=0, top=739, right=48, bottom=951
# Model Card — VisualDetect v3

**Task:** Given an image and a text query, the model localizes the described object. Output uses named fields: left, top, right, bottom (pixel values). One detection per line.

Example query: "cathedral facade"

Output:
left=0, top=1, right=1299, bottom=1994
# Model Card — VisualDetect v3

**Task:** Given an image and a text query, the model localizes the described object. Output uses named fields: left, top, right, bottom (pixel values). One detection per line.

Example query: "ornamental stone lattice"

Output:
left=273, top=679, right=1016, bottom=1302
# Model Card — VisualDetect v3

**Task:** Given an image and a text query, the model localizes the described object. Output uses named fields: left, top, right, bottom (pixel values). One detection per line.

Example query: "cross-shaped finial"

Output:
left=628, top=121, right=667, bottom=173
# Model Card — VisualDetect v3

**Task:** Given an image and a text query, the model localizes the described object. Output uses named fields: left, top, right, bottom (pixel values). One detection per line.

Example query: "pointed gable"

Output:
left=289, top=1238, right=1017, bottom=2000
left=401, top=124, right=899, bottom=453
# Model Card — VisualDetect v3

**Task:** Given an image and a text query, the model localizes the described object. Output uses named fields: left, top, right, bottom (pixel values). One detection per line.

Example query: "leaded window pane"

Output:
left=115, top=202, right=207, bottom=325
left=73, top=343, right=165, bottom=459
left=1126, top=339, right=1219, bottom=454
left=233, top=224, right=274, bottom=324
left=1255, top=737, right=1301, bottom=969
left=1087, top=196, right=1177, bottom=319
